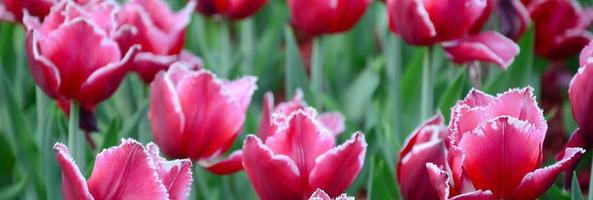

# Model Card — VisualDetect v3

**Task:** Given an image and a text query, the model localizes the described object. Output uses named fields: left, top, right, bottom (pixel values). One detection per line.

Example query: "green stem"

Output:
left=385, top=36, right=401, bottom=144
left=240, top=19, right=255, bottom=75
left=68, top=100, right=85, bottom=173
left=420, top=47, right=434, bottom=121
left=311, top=37, right=323, bottom=107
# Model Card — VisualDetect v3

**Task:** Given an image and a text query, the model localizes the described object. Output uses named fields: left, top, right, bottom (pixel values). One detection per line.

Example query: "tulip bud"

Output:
left=54, top=139, right=193, bottom=200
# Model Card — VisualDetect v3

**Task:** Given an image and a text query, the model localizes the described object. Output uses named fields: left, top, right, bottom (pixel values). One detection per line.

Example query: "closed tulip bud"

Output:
left=54, top=139, right=193, bottom=200
left=195, top=0, right=267, bottom=20
left=115, top=0, right=200, bottom=83
left=148, top=63, right=257, bottom=164
left=289, top=0, right=371, bottom=39
left=243, top=108, right=367, bottom=200
left=397, top=114, right=448, bottom=200
left=23, top=0, right=139, bottom=131
left=427, top=87, right=585, bottom=199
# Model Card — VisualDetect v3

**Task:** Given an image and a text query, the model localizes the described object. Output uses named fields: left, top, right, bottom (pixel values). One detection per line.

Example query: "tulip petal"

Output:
left=510, top=147, right=585, bottom=199
left=176, top=69, right=245, bottom=160
left=400, top=113, right=445, bottom=158
left=132, top=52, right=178, bottom=83
left=399, top=137, right=447, bottom=200
left=0, top=3, right=15, bottom=22
left=387, top=0, right=437, bottom=45
left=243, top=135, right=303, bottom=200
left=457, top=116, right=544, bottom=198
left=224, top=76, right=258, bottom=112
left=25, top=29, right=61, bottom=99
left=424, top=0, right=487, bottom=41
left=148, top=68, right=185, bottom=159
left=256, top=92, right=275, bottom=141
left=53, top=143, right=93, bottom=200
left=426, top=163, right=451, bottom=200
left=580, top=42, right=593, bottom=67
left=442, top=32, right=520, bottom=69
left=569, top=62, right=593, bottom=133
left=227, top=0, right=267, bottom=19
left=146, top=143, right=193, bottom=200
left=450, top=190, right=495, bottom=200
left=204, top=150, right=244, bottom=175
left=308, top=188, right=332, bottom=200
left=317, top=112, right=345, bottom=136
left=265, top=109, right=336, bottom=177
left=309, top=132, right=367, bottom=197
left=87, top=139, right=169, bottom=199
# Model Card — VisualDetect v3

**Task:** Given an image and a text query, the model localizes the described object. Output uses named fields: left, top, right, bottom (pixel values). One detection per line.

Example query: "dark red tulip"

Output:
left=387, top=0, right=487, bottom=46
left=1, top=0, right=55, bottom=22
left=54, top=139, right=193, bottom=200
left=195, top=0, right=267, bottom=20
left=148, top=63, right=257, bottom=163
left=428, top=87, right=585, bottom=199
left=289, top=0, right=371, bottom=39
left=308, top=189, right=353, bottom=200
left=115, top=0, right=199, bottom=83
left=206, top=90, right=346, bottom=175
left=529, top=0, right=593, bottom=60
left=397, top=114, right=448, bottom=200
left=243, top=107, right=366, bottom=200
left=471, top=0, right=530, bottom=41
left=442, top=31, right=520, bottom=69
left=23, top=1, right=139, bottom=129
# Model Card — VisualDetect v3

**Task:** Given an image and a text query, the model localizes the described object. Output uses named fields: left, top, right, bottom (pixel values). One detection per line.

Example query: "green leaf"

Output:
left=342, top=59, right=381, bottom=122
left=400, top=47, right=425, bottom=135
left=284, top=26, right=314, bottom=103
left=573, top=172, right=584, bottom=200
left=99, top=118, right=122, bottom=151
left=0, top=175, right=27, bottom=200
left=588, top=158, right=593, bottom=200
left=438, top=70, right=467, bottom=122
left=367, top=156, right=399, bottom=200
left=0, top=132, right=15, bottom=186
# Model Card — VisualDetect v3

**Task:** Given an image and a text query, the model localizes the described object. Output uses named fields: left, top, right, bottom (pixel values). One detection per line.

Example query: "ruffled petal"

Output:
left=204, top=150, right=244, bottom=175
left=449, top=190, right=495, bottom=200
left=265, top=109, right=336, bottom=177
left=309, top=132, right=367, bottom=197
left=224, top=76, right=258, bottom=112
left=442, top=32, right=520, bottom=69
left=426, top=163, right=451, bottom=200
left=580, top=41, right=593, bottom=67
left=569, top=62, right=593, bottom=133
left=148, top=68, right=186, bottom=159
left=398, top=138, right=447, bottom=200
left=87, top=139, right=169, bottom=199
left=457, top=116, right=544, bottom=198
left=146, top=143, right=193, bottom=200
left=510, top=147, right=585, bottom=199
left=243, top=135, right=303, bottom=200
left=400, top=113, right=445, bottom=158
left=308, top=188, right=332, bottom=200
left=53, top=143, right=93, bottom=200
left=317, top=112, right=345, bottom=136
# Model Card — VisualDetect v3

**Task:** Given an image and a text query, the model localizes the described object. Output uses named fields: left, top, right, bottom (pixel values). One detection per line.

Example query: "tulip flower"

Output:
left=441, top=31, right=520, bottom=69
left=289, top=0, right=371, bottom=40
left=471, top=0, right=530, bottom=41
left=53, top=139, right=193, bottom=200
left=529, top=0, right=593, bottom=60
left=1, top=0, right=55, bottom=22
left=308, top=189, right=353, bottom=200
left=243, top=107, right=367, bottom=200
left=23, top=0, right=139, bottom=131
left=115, top=0, right=200, bottom=83
left=397, top=114, right=448, bottom=200
left=195, top=0, right=267, bottom=20
left=205, top=89, right=345, bottom=175
left=148, top=62, right=257, bottom=164
left=426, top=87, right=585, bottom=199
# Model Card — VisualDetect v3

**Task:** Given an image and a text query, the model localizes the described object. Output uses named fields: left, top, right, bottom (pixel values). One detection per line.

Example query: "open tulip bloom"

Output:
left=242, top=106, right=367, bottom=200
left=424, top=87, right=585, bottom=199
left=54, top=139, right=193, bottom=200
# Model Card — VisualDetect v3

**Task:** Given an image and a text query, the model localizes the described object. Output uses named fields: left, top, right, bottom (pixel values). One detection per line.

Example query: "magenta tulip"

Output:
left=471, top=0, right=530, bottom=40
left=195, top=0, right=267, bottom=20
left=529, top=0, right=593, bottom=60
left=1, top=0, right=55, bottom=22
left=442, top=31, right=519, bottom=69
left=54, top=139, right=193, bottom=200
left=308, top=189, right=353, bottom=200
left=115, top=0, right=199, bottom=83
left=242, top=107, right=366, bottom=200
left=289, top=0, right=371, bottom=40
left=148, top=62, right=257, bottom=164
left=397, top=114, right=448, bottom=200
left=426, top=87, right=585, bottom=199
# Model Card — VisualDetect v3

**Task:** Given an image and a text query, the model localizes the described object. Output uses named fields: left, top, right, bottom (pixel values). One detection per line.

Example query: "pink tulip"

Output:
left=426, top=87, right=585, bottom=199
left=289, top=0, right=371, bottom=40
left=529, top=0, right=593, bottom=60
left=205, top=89, right=346, bottom=175
left=242, top=107, right=367, bottom=200
left=397, top=114, right=448, bottom=200
left=115, top=0, right=200, bottom=83
left=308, top=189, right=353, bottom=200
left=195, top=0, right=267, bottom=20
left=148, top=62, right=257, bottom=164
left=442, top=31, right=520, bottom=69
left=54, top=139, right=192, bottom=200
left=23, top=0, right=139, bottom=131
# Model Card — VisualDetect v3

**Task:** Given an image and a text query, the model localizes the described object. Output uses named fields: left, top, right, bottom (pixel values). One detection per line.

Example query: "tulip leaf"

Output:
left=0, top=175, right=27, bottom=200
left=342, top=59, right=381, bottom=122
left=589, top=158, right=593, bottom=200
left=284, top=26, right=314, bottom=104
left=0, top=132, right=15, bottom=186
left=573, top=172, right=585, bottom=200
left=400, top=47, right=425, bottom=135
left=0, top=72, right=46, bottom=198
left=367, top=156, right=399, bottom=200
left=438, top=70, right=467, bottom=122
left=99, top=118, right=122, bottom=152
